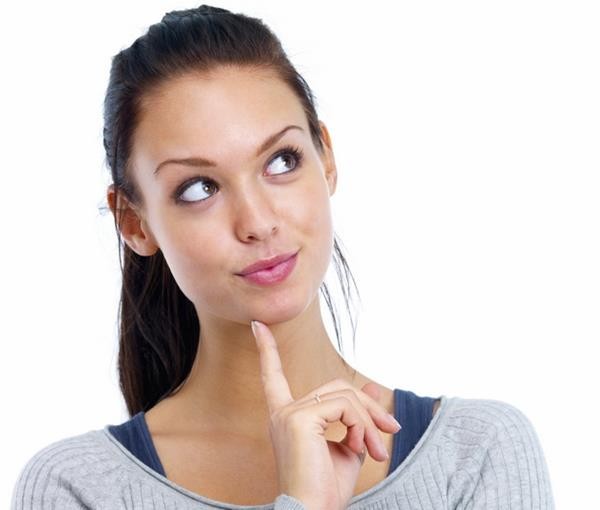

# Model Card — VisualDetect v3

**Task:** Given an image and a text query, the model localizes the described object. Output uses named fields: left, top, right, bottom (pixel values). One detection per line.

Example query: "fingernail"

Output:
left=251, top=320, right=260, bottom=336
left=387, top=414, right=402, bottom=430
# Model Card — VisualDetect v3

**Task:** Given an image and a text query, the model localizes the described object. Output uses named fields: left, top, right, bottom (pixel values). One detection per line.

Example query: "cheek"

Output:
left=303, top=176, right=333, bottom=232
left=152, top=215, right=225, bottom=302
left=292, top=177, right=334, bottom=266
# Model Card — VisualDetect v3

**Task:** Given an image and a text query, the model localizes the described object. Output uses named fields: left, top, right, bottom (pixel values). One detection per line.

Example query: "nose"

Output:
left=232, top=185, right=280, bottom=242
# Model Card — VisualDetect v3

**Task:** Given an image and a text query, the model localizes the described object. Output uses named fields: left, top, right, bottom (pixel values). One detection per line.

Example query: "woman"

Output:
left=11, top=5, right=554, bottom=509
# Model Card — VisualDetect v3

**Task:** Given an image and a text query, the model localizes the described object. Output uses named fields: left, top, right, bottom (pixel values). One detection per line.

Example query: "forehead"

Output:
left=131, top=66, right=309, bottom=171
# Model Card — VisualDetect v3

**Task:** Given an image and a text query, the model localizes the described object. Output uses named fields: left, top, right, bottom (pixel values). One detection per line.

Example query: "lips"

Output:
left=237, top=251, right=298, bottom=276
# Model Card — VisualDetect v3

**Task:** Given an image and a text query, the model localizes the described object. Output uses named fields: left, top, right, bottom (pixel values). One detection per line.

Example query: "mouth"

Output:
left=236, top=250, right=299, bottom=276
left=235, top=250, right=299, bottom=286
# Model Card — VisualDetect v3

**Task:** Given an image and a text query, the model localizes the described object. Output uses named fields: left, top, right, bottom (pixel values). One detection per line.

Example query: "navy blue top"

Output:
left=108, top=388, right=438, bottom=477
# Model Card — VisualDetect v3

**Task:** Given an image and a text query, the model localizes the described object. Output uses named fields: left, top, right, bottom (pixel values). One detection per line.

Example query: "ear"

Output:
left=318, top=120, right=338, bottom=196
left=106, top=184, right=159, bottom=256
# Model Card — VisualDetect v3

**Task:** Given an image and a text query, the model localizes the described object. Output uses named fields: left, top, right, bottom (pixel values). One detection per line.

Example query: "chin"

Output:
left=249, top=303, right=307, bottom=327
left=238, top=288, right=316, bottom=326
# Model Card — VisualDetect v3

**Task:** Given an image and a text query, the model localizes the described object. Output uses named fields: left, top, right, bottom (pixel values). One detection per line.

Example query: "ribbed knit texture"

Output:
left=11, top=395, right=555, bottom=509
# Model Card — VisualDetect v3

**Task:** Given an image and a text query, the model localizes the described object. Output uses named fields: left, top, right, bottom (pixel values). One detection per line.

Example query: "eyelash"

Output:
left=173, top=144, right=305, bottom=205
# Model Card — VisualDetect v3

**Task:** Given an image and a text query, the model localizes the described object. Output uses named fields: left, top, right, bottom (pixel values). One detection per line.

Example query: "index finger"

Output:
left=251, top=320, right=294, bottom=413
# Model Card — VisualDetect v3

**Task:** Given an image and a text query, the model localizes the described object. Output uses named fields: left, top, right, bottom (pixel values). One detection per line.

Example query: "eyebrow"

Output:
left=153, top=124, right=304, bottom=176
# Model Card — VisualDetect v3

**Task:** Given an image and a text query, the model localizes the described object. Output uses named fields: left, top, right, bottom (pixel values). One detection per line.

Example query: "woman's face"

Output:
left=127, top=66, right=337, bottom=327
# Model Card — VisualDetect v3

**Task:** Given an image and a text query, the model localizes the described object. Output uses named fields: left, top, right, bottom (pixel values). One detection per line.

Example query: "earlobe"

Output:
left=106, top=184, right=159, bottom=256
left=318, top=120, right=338, bottom=196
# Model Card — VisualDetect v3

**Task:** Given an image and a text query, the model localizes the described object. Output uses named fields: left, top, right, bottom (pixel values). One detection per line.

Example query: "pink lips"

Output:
left=236, top=251, right=298, bottom=286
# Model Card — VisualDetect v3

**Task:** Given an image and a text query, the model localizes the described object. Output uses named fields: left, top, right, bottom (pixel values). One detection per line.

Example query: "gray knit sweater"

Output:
left=11, top=395, right=555, bottom=509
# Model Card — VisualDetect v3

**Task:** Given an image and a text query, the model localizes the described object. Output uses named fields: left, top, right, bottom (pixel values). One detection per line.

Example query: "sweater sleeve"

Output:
left=274, top=494, right=307, bottom=509
left=463, top=401, right=556, bottom=509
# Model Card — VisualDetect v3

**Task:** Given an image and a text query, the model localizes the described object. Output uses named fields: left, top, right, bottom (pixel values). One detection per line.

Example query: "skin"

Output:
left=107, top=65, right=439, bottom=503
left=251, top=320, right=401, bottom=508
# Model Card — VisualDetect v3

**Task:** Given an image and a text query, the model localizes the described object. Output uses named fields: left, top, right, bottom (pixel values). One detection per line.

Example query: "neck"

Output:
left=155, top=296, right=360, bottom=441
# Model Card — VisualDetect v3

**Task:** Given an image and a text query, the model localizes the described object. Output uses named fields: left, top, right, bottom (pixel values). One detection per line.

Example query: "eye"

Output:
left=174, top=145, right=304, bottom=205
left=176, top=178, right=218, bottom=204
left=266, top=145, right=304, bottom=176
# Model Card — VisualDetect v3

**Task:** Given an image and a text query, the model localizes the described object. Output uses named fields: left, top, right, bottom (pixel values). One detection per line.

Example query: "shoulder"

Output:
left=11, top=429, right=123, bottom=509
left=442, top=396, right=539, bottom=440
left=438, top=396, right=555, bottom=509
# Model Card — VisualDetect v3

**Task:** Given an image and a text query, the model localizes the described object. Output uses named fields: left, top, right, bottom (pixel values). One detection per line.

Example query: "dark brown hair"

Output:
left=102, top=5, right=360, bottom=417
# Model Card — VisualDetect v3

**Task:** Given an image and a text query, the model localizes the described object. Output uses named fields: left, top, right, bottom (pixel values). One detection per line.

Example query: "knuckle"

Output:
left=335, top=390, right=364, bottom=413
left=339, top=393, right=355, bottom=408
left=353, top=420, right=366, bottom=434
left=334, top=394, right=353, bottom=407
left=339, top=388, right=357, bottom=400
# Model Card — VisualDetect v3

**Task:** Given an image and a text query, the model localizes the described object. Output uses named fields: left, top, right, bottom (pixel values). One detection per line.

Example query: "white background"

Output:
left=2, top=1, right=598, bottom=507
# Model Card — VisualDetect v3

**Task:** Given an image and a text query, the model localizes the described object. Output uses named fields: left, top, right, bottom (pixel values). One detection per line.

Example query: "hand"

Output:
left=251, top=320, right=401, bottom=510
